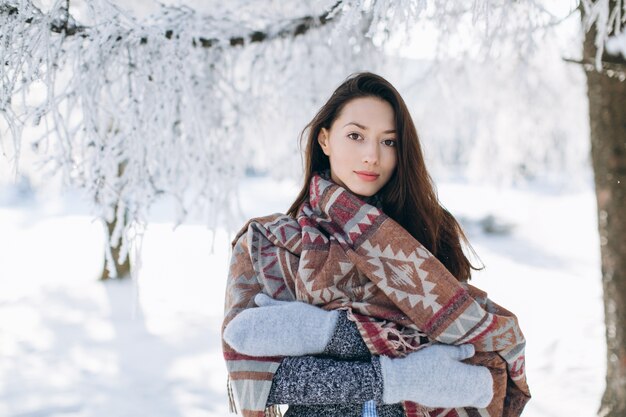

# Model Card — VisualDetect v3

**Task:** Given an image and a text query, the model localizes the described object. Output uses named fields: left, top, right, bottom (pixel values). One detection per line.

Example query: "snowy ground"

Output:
left=0, top=177, right=605, bottom=417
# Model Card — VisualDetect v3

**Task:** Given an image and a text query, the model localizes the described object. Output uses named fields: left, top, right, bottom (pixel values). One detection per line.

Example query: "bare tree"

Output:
left=581, top=1, right=626, bottom=415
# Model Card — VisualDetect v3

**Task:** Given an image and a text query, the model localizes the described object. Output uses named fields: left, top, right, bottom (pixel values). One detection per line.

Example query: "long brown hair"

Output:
left=287, top=72, right=481, bottom=281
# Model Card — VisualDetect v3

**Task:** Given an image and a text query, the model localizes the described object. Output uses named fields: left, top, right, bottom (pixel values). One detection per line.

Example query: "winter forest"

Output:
left=1, top=0, right=626, bottom=416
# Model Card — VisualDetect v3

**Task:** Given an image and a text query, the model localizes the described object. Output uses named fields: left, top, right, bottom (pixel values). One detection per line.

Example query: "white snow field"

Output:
left=0, top=177, right=605, bottom=417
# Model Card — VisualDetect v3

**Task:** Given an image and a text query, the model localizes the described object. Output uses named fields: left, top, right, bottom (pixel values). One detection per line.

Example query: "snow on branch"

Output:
left=580, top=0, right=626, bottom=69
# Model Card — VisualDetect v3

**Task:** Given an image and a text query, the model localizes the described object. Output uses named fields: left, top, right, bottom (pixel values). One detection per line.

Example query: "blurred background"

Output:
left=1, top=0, right=624, bottom=416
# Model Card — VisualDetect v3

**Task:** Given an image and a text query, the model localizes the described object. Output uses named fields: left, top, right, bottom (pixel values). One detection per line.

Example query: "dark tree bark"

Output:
left=582, top=4, right=626, bottom=416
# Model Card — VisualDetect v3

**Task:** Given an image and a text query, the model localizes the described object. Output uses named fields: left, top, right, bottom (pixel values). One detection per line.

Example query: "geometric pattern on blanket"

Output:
left=222, top=173, right=531, bottom=417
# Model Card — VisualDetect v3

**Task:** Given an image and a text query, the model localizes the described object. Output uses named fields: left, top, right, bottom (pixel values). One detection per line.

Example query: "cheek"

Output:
left=384, top=149, right=398, bottom=171
left=329, top=154, right=350, bottom=176
left=328, top=140, right=352, bottom=165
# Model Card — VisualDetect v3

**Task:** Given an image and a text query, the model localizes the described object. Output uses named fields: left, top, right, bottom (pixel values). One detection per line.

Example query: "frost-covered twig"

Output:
left=563, top=57, right=626, bottom=80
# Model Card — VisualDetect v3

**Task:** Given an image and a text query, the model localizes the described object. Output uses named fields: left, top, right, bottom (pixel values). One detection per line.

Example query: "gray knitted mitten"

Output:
left=379, top=344, right=493, bottom=409
left=223, top=294, right=339, bottom=357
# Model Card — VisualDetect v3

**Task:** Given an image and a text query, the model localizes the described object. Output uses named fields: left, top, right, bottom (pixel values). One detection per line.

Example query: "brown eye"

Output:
left=382, top=139, right=397, bottom=147
left=347, top=133, right=361, bottom=141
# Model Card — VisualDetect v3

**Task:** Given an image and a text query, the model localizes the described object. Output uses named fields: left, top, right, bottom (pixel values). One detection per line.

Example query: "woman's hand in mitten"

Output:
left=223, top=294, right=339, bottom=357
left=379, top=344, right=493, bottom=409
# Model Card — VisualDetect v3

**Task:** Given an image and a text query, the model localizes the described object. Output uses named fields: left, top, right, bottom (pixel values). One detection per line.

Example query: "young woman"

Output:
left=222, top=73, right=530, bottom=417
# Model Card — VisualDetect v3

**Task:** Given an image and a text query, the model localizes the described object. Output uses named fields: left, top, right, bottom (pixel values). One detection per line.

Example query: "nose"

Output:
left=362, top=139, right=379, bottom=165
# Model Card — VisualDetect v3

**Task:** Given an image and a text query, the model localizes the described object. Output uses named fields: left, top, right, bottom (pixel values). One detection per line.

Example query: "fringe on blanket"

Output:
left=265, top=405, right=283, bottom=417
left=226, top=376, right=282, bottom=417
left=227, top=376, right=238, bottom=414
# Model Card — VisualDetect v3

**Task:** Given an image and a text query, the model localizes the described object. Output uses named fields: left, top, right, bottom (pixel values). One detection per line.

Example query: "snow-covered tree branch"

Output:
left=0, top=0, right=387, bottom=276
left=581, top=0, right=626, bottom=69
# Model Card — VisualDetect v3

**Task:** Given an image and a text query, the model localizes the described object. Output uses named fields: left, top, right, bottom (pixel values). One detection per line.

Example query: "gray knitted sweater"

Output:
left=267, top=311, right=405, bottom=417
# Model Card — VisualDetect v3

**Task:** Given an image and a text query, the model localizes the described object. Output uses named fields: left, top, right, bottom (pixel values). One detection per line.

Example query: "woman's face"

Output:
left=318, top=97, right=397, bottom=198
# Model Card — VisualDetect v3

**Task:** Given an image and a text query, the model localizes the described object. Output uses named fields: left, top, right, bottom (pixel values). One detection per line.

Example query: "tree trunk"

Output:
left=99, top=161, right=131, bottom=281
left=583, top=8, right=626, bottom=416
left=100, top=203, right=131, bottom=280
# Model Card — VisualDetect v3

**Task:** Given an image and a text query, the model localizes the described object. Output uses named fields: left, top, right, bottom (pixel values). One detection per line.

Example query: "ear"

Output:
left=318, top=128, right=330, bottom=156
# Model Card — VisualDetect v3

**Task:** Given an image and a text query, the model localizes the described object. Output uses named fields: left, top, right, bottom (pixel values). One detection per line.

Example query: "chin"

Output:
left=346, top=185, right=377, bottom=198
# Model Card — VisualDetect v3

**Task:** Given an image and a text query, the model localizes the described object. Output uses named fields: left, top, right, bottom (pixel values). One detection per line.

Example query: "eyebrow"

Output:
left=343, top=122, right=396, bottom=134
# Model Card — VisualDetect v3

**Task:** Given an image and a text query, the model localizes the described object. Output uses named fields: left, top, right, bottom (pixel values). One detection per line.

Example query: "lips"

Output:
left=354, top=171, right=380, bottom=182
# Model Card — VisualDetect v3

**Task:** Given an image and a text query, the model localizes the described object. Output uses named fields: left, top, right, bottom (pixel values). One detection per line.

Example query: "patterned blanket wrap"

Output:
left=222, top=173, right=531, bottom=417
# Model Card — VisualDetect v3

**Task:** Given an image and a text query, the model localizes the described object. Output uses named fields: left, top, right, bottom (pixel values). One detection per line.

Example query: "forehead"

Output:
left=335, top=97, right=395, bottom=128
